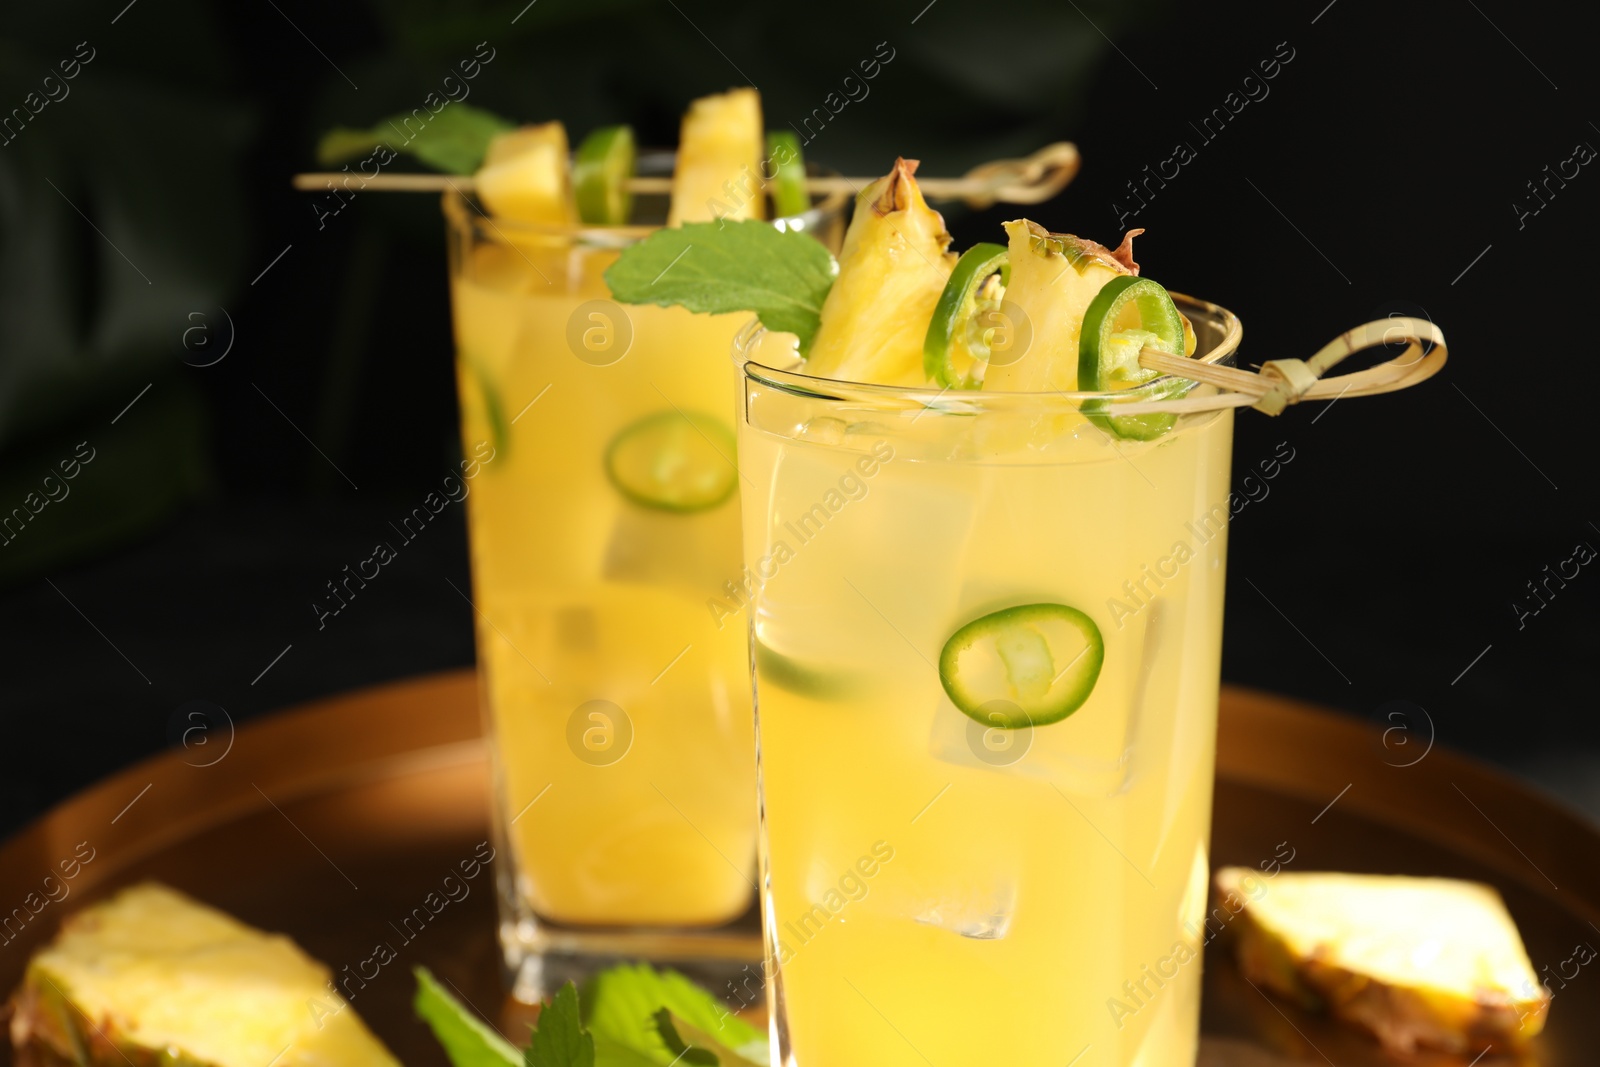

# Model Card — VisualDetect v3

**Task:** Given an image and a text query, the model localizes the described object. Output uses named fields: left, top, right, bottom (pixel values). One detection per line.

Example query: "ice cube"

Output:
left=914, top=881, right=1016, bottom=940
left=755, top=444, right=981, bottom=671
left=797, top=416, right=848, bottom=445
left=1033, top=600, right=1162, bottom=797
left=928, top=698, right=1034, bottom=773
left=601, top=498, right=739, bottom=591
left=927, top=695, right=1124, bottom=793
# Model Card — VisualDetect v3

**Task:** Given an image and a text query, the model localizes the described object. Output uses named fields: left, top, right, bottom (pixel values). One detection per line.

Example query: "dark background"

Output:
left=1, top=0, right=1595, bottom=839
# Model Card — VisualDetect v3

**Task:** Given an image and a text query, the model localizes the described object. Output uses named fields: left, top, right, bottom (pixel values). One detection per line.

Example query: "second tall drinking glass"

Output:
left=735, top=297, right=1241, bottom=1066
left=445, top=182, right=842, bottom=998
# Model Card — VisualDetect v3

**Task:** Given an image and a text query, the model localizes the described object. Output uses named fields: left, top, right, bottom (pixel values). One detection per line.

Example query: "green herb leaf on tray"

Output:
left=415, top=963, right=762, bottom=1067
left=413, top=966, right=521, bottom=1067
left=526, top=983, right=595, bottom=1067
left=582, top=962, right=766, bottom=1066
left=603, top=220, right=837, bottom=354
left=317, top=104, right=515, bottom=174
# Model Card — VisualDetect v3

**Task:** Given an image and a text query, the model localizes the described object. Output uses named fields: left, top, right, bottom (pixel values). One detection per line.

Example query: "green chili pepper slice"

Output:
left=1078, top=274, right=1192, bottom=440
left=765, top=131, right=809, bottom=219
left=923, top=242, right=1010, bottom=389
left=938, top=603, right=1104, bottom=728
left=1081, top=278, right=1196, bottom=441
left=755, top=640, right=878, bottom=701
left=463, top=353, right=510, bottom=458
left=604, top=409, right=736, bottom=512
left=574, top=125, right=637, bottom=225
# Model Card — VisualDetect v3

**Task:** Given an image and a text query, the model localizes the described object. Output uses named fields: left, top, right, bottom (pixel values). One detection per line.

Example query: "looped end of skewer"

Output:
left=1132, top=316, right=1448, bottom=416
left=1253, top=358, right=1324, bottom=415
left=952, top=142, right=1081, bottom=210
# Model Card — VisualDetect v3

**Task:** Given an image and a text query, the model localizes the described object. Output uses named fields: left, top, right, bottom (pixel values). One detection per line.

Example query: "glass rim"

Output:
left=440, top=149, right=852, bottom=245
left=733, top=291, right=1243, bottom=411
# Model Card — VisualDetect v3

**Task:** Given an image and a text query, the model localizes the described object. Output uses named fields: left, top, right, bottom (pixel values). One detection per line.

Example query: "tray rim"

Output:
left=1216, top=685, right=1600, bottom=922
left=3, top=671, right=1596, bottom=924
left=0, top=671, right=484, bottom=906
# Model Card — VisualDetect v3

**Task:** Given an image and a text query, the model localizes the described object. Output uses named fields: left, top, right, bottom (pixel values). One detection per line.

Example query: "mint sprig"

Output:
left=604, top=220, right=837, bottom=354
left=414, top=962, right=767, bottom=1067
left=317, top=104, right=514, bottom=174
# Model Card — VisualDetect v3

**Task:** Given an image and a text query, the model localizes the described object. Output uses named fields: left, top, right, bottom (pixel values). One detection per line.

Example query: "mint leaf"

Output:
left=413, top=967, right=521, bottom=1067
left=316, top=104, right=514, bottom=173
left=651, top=1011, right=718, bottom=1066
left=527, top=983, right=594, bottom=1067
left=603, top=221, right=837, bottom=354
left=583, top=963, right=765, bottom=1066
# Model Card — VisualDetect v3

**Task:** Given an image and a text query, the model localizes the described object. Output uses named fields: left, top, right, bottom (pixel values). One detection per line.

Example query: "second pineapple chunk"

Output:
left=1216, top=868, right=1551, bottom=1056
left=983, top=221, right=1138, bottom=393
left=475, top=121, right=578, bottom=226
left=668, top=88, right=765, bottom=225
left=804, top=158, right=955, bottom=386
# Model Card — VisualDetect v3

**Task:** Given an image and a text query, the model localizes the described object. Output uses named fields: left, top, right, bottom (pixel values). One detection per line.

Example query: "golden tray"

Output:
left=1, top=673, right=1593, bottom=1066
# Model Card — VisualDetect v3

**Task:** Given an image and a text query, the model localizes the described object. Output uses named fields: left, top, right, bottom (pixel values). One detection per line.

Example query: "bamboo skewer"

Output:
left=291, top=141, right=1081, bottom=208
left=291, top=139, right=1444, bottom=414
left=1126, top=317, right=1447, bottom=416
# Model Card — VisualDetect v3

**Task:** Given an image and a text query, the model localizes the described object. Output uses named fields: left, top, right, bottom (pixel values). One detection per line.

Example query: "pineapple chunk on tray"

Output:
left=8, top=883, right=400, bottom=1067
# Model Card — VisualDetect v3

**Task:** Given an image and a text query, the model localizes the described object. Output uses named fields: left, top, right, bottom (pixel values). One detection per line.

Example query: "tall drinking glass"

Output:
left=735, top=296, right=1241, bottom=1065
left=444, top=168, right=844, bottom=999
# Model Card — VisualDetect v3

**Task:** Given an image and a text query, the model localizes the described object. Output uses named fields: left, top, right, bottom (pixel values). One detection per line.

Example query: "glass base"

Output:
left=494, top=857, right=765, bottom=1004
left=499, top=912, right=765, bottom=1004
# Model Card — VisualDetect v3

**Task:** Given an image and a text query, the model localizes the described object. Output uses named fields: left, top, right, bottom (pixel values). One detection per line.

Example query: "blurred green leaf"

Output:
left=316, top=103, right=514, bottom=173
left=413, top=967, right=522, bottom=1067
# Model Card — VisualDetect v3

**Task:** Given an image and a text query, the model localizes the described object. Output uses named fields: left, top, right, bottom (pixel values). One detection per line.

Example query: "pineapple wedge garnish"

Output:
left=982, top=221, right=1142, bottom=393
left=1216, top=868, right=1551, bottom=1056
left=475, top=121, right=578, bottom=226
left=668, top=88, right=764, bottom=225
left=804, top=158, right=955, bottom=386
left=9, top=883, right=400, bottom=1067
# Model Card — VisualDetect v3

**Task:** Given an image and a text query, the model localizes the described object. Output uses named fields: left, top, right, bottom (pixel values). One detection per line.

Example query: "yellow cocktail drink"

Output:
left=735, top=295, right=1238, bottom=1065
left=448, top=219, right=757, bottom=927
left=438, top=90, right=843, bottom=991
left=604, top=146, right=1439, bottom=1064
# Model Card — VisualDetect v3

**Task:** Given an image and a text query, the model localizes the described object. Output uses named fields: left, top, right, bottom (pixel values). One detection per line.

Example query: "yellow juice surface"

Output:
left=739, top=400, right=1233, bottom=1066
left=451, top=237, right=756, bottom=927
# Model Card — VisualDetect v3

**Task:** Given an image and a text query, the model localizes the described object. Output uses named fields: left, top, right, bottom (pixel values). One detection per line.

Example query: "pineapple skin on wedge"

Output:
left=476, top=121, right=579, bottom=227
left=804, top=158, right=955, bottom=386
left=668, top=88, right=765, bottom=225
left=1215, top=868, right=1551, bottom=1056
left=9, top=883, right=400, bottom=1067
left=981, top=220, right=1137, bottom=394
